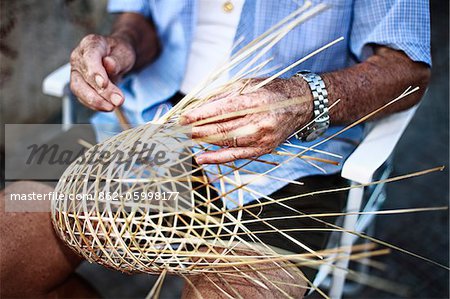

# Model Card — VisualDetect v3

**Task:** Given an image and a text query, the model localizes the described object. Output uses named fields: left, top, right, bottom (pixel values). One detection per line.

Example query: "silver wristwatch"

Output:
left=294, top=71, right=330, bottom=142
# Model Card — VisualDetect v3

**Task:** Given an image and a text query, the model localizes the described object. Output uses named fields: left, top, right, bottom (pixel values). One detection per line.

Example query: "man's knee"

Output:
left=181, top=249, right=308, bottom=299
left=1, top=181, right=83, bottom=297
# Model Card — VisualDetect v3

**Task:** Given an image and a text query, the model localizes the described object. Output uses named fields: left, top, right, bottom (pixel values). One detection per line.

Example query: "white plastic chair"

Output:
left=43, top=63, right=418, bottom=299
left=43, top=63, right=72, bottom=130
left=313, top=105, right=418, bottom=298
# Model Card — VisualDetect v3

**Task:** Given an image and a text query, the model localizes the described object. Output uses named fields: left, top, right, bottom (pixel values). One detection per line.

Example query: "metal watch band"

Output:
left=294, top=71, right=330, bottom=141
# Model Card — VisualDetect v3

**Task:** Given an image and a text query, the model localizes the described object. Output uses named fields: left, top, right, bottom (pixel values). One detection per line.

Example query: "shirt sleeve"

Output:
left=350, top=0, right=431, bottom=65
left=107, top=0, right=151, bottom=18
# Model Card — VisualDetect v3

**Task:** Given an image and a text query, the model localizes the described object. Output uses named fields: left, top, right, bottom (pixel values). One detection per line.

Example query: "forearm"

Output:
left=180, top=47, right=431, bottom=164
left=110, top=13, right=160, bottom=71
left=317, top=46, right=431, bottom=125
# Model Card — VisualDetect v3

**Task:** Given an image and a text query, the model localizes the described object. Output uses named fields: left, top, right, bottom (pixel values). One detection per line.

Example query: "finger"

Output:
left=99, top=48, right=131, bottom=106
left=103, top=56, right=125, bottom=84
left=70, top=70, right=115, bottom=112
left=71, top=35, right=126, bottom=107
left=180, top=95, right=255, bottom=125
left=79, top=50, right=125, bottom=107
left=77, top=35, right=109, bottom=91
left=196, top=147, right=269, bottom=164
left=191, top=118, right=246, bottom=139
left=97, top=79, right=125, bottom=107
left=192, top=120, right=260, bottom=147
left=104, top=43, right=134, bottom=76
left=103, top=56, right=121, bottom=82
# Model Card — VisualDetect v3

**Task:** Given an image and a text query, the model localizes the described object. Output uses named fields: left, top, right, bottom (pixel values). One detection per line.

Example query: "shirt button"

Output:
left=223, top=1, right=234, bottom=13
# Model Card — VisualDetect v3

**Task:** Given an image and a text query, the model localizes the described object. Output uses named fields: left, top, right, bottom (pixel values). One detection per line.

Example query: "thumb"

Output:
left=103, top=55, right=125, bottom=83
left=103, top=56, right=120, bottom=77
left=104, top=42, right=135, bottom=76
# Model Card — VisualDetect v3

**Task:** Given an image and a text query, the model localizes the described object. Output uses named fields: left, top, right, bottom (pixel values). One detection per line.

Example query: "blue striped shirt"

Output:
left=93, top=0, right=430, bottom=207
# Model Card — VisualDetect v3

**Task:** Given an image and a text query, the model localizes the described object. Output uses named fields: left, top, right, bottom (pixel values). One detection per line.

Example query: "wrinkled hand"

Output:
left=180, top=78, right=313, bottom=164
left=70, top=34, right=136, bottom=111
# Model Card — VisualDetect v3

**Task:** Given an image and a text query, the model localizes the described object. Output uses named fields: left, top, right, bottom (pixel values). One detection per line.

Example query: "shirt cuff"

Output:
left=354, top=41, right=431, bottom=67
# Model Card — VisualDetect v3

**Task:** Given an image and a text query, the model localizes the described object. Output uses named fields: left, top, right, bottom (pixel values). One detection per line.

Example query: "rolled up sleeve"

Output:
left=107, top=0, right=151, bottom=18
left=350, top=0, right=431, bottom=65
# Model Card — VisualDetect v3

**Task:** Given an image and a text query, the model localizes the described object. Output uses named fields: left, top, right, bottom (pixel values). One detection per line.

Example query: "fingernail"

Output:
left=95, top=75, right=104, bottom=89
left=179, top=115, right=188, bottom=125
left=111, top=93, right=123, bottom=106
left=196, top=156, right=204, bottom=164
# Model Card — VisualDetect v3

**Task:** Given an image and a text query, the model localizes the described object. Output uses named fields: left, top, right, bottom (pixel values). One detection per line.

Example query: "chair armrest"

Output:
left=341, top=105, right=418, bottom=184
left=42, top=63, right=71, bottom=97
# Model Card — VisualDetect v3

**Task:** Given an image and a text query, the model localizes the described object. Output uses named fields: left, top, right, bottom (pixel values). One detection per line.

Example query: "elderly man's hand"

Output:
left=180, top=78, right=313, bottom=164
left=70, top=34, right=136, bottom=111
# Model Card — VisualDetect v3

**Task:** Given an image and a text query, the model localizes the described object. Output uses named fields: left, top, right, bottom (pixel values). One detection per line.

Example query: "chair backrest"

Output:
left=341, top=105, right=419, bottom=184
left=42, top=63, right=71, bottom=98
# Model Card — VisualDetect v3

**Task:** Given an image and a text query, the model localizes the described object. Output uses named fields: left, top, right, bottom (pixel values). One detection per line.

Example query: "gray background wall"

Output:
left=0, top=0, right=111, bottom=127
left=0, top=0, right=448, bottom=298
